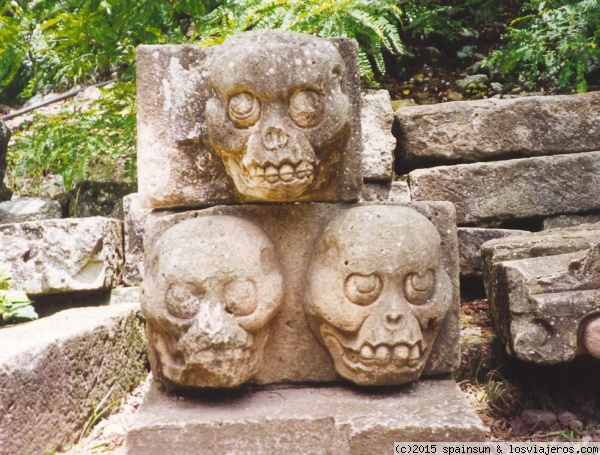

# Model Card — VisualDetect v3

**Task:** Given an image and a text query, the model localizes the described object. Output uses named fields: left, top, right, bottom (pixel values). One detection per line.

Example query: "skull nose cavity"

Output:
left=263, top=126, right=288, bottom=150
left=385, top=313, right=403, bottom=326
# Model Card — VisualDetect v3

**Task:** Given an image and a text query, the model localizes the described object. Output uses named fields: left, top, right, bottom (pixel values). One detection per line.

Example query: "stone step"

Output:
left=125, top=379, right=485, bottom=454
left=0, top=303, right=146, bottom=455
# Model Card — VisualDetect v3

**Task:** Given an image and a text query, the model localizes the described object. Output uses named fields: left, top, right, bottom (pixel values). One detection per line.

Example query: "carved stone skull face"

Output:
left=142, top=216, right=283, bottom=389
left=206, top=30, right=350, bottom=201
left=305, top=206, right=452, bottom=385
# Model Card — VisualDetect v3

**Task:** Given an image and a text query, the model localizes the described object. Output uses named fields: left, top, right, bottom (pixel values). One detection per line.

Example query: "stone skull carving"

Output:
left=305, top=206, right=453, bottom=385
left=206, top=30, right=350, bottom=201
left=142, top=216, right=283, bottom=389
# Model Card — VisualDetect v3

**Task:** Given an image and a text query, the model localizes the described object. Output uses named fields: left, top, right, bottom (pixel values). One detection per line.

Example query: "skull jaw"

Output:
left=221, top=155, right=318, bottom=201
left=213, top=134, right=344, bottom=201
left=150, top=327, right=268, bottom=388
left=320, top=324, right=435, bottom=386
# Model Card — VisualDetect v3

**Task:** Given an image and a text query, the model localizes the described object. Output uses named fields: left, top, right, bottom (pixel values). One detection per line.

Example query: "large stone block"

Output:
left=458, top=228, right=530, bottom=278
left=409, top=151, right=600, bottom=224
left=142, top=202, right=460, bottom=387
left=0, top=196, right=62, bottom=225
left=0, top=304, right=147, bottom=455
left=123, top=193, right=151, bottom=286
left=0, top=217, right=123, bottom=294
left=125, top=379, right=485, bottom=454
left=361, top=89, right=395, bottom=181
left=395, top=91, right=600, bottom=165
left=137, top=31, right=362, bottom=208
left=481, top=223, right=600, bottom=363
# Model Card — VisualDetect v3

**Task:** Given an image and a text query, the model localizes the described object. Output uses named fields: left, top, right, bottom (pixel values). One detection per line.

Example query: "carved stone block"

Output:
left=481, top=223, right=600, bottom=363
left=137, top=31, right=362, bottom=208
left=142, top=202, right=460, bottom=389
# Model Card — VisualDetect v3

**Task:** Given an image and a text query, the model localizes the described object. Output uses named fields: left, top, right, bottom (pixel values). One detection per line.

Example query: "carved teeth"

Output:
left=279, top=163, right=295, bottom=182
left=265, top=165, right=279, bottom=183
left=295, top=162, right=308, bottom=179
left=407, top=343, right=421, bottom=367
left=353, top=342, right=422, bottom=368
left=249, top=161, right=314, bottom=183
left=393, top=344, right=409, bottom=361
left=374, top=345, right=390, bottom=362
left=360, top=344, right=374, bottom=359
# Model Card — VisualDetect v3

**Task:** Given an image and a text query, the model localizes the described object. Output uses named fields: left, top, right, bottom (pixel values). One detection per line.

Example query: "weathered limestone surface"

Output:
left=395, top=91, right=600, bottom=164
left=0, top=304, right=147, bottom=455
left=0, top=217, right=123, bottom=294
left=360, top=180, right=410, bottom=203
left=123, top=193, right=151, bottom=286
left=458, top=227, right=530, bottom=277
left=68, top=180, right=136, bottom=218
left=0, top=197, right=62, bottom=224
left=125, top=379, right=485, bottom=454
left=481, top=224, right=600, bottom=363
left=0, top=120, right=9, bottom=189
left=361, top=89, right=395, bottom=181
left=143, top=202, right=460, bottom=385
left=137, top=31, right=362, bottom=208
left=410, top=151, right=600, bottom=224
left=543, top=213, right=600, bottom=230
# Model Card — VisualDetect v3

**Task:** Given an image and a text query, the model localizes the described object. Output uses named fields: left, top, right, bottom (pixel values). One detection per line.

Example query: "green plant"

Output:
left=6, top=80, right=136, bottom=192
left=196, top=0, right=406, bottom=83
left=0, top=266, right=37, bottom=325
left=478, top=369, right=524, bottom=418
left=483, top=0, right=600, bottom=92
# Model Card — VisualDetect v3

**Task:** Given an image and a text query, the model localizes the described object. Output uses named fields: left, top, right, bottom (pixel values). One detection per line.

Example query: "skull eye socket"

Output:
left=404, top=270, right=435, bottom=305
left=344, top=273, right=382, bottom=306
left=289, top=89, right=322, bottom=128
left=228, top=92, right=260, bottom=128
left=224, top=279, right=257, bottom=316
left=165, top=282, right=203, bottom=319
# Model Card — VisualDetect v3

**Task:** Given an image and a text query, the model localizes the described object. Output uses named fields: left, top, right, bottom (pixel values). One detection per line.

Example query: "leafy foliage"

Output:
left=196, top=0, right=406, bottom=82
left=7, top=81, right=136, bottom=193
left=0, top=0, right=213, bottom=102
left=0, top=266, right=37, bottom=326
left=483, top=0, right=600, bottom=92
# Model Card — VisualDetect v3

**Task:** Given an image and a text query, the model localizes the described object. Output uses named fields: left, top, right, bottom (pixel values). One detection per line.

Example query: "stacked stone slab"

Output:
left=396, top=91, right=600, bottom=278
left=481, top=223, right=600, bottom=364
left=128, top=30, right=483, bottom=450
